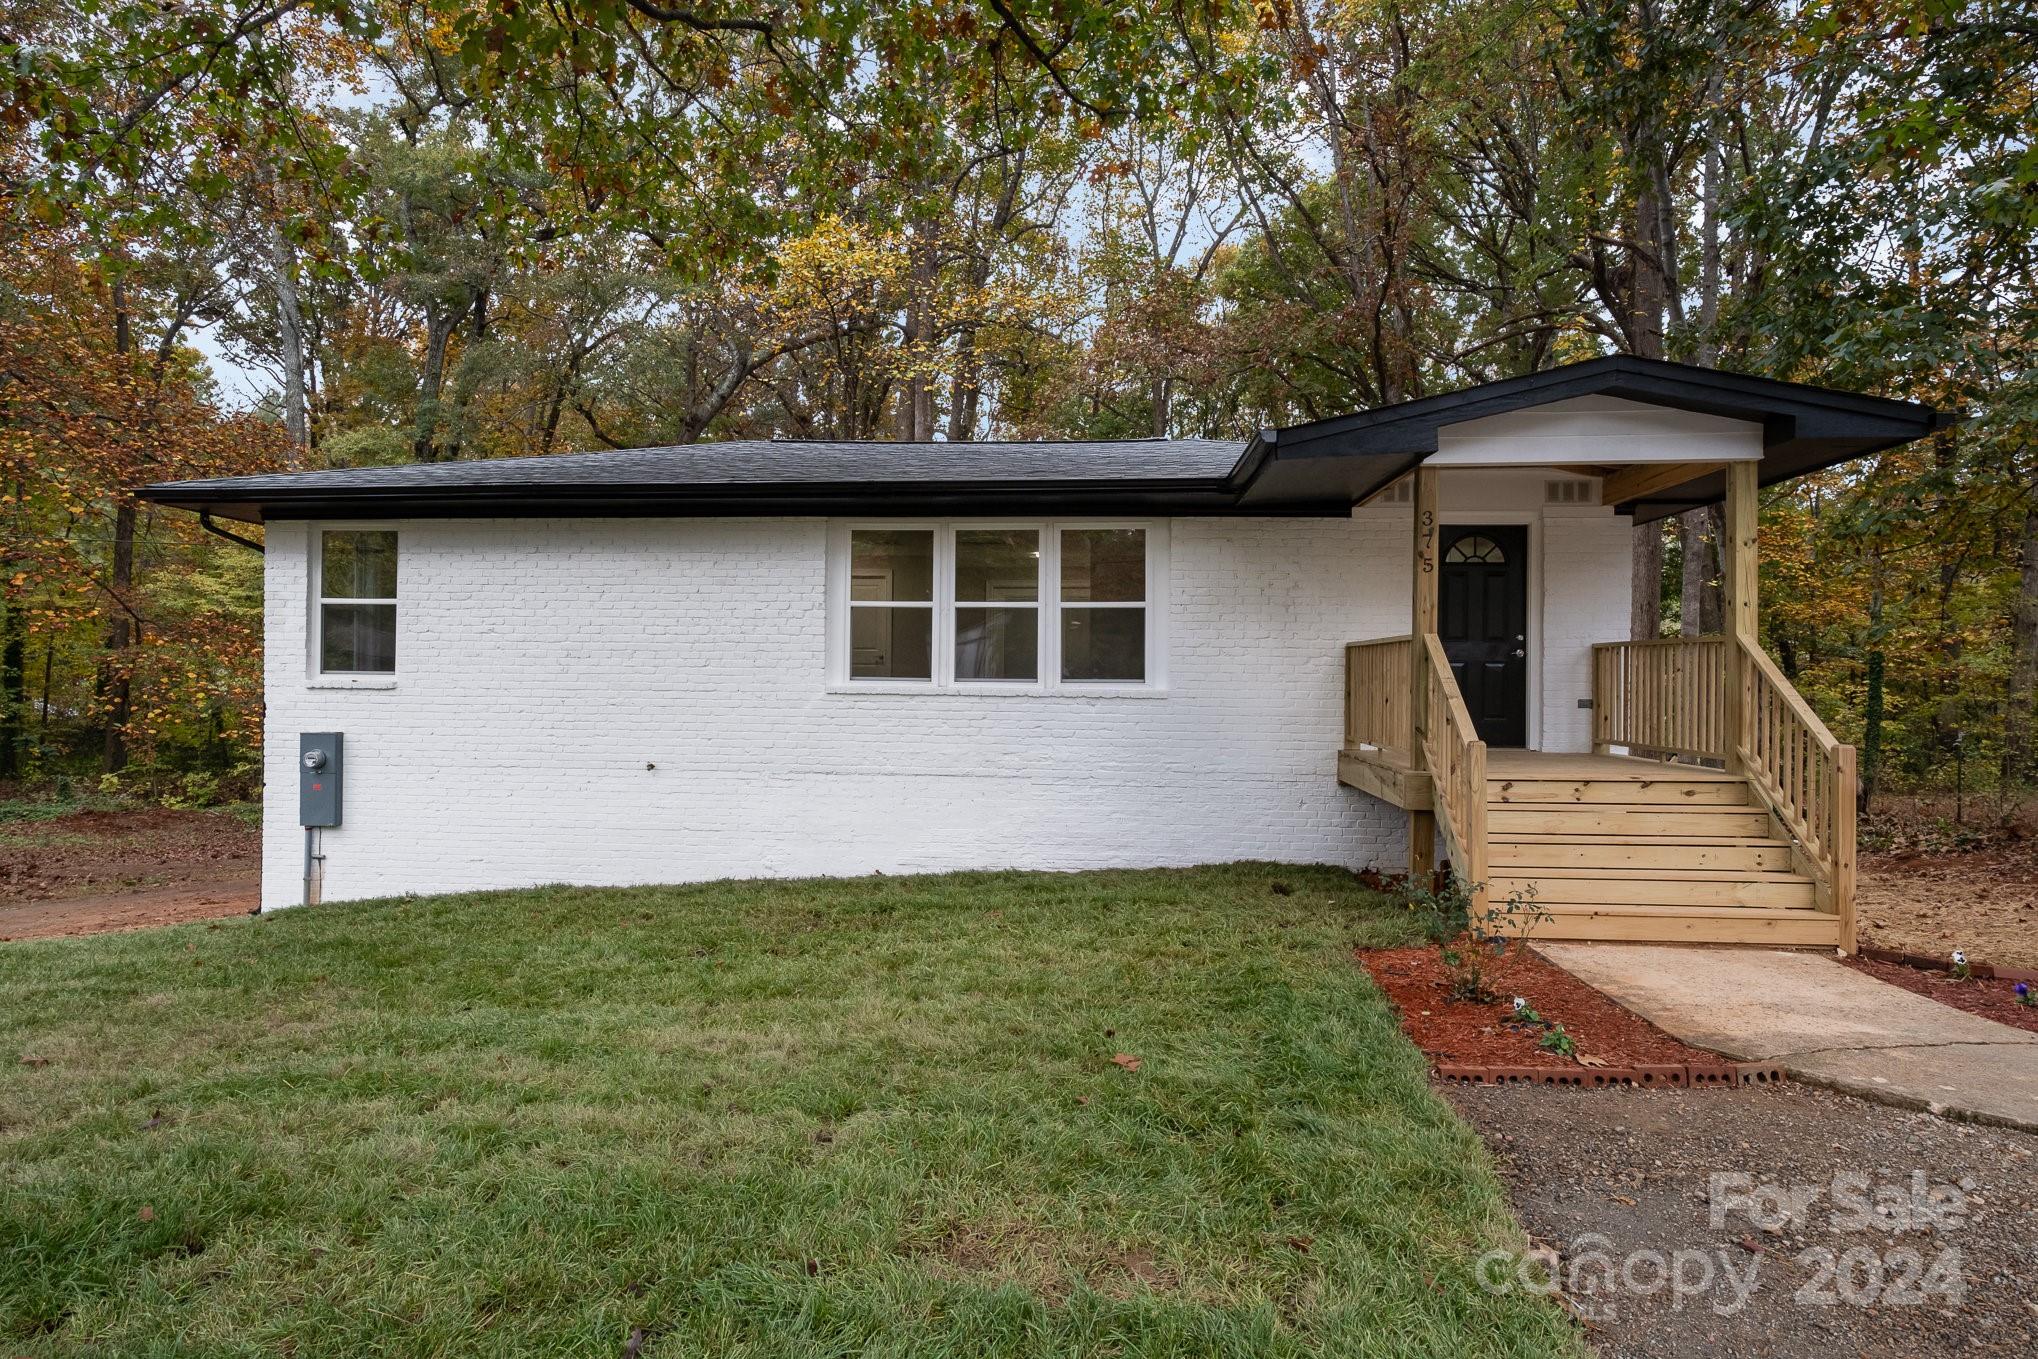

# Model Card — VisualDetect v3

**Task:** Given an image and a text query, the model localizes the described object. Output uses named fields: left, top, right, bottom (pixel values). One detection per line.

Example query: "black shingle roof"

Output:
left=142, top=358, right=1947, bottom=524
left=155, top=437, right=1249, bottom=496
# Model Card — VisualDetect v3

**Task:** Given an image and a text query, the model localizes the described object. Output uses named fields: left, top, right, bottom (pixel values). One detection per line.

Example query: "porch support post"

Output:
left=1723, top=460, right=1759, bottom=770
left=1408, top=465, right=1440, bottom=875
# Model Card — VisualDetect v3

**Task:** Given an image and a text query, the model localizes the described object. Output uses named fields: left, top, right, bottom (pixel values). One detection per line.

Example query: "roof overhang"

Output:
left=1234, top=355, right=1951, bottom=522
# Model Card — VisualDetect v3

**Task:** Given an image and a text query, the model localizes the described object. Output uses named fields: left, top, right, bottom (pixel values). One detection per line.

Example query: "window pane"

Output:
left=322, top=530, right=398, bottom=599
left=850, top=530, right=933, bottom=602
left=1061, top=529, right=1145, bottom=602
left=850, top=606, right=932, bottom=679
left=321, top=603, right=396, bottom=673
left=955, top=606, right=1038, bottom=682
left=1445, top=534, right=1505, bottom=564
left=1062, top=608, right=1144, bottom=683
left=955, top=529, right=1039, bottom=602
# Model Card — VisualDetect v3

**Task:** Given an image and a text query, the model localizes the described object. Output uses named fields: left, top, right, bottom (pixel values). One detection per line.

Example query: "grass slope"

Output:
left=0, top=864, right=1578, bottom=1357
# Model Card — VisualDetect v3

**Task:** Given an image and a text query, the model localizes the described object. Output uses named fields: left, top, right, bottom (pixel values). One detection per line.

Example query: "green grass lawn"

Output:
left=0, top=864, right=1578, bottom=1358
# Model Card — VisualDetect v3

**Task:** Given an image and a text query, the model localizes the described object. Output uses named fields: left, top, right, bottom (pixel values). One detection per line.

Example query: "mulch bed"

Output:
left=1840, top=953, right=2038, bottom=1036
left=1356, top=944, right=1714, bottom=1069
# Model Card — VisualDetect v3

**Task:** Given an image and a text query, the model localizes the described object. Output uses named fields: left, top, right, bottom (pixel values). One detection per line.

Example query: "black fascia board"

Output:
left=146, top=476, right=1358, bottom=524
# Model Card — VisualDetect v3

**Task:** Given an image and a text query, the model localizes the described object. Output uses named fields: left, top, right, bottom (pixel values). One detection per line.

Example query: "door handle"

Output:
left=1511, top=648, right=1526, bottom=658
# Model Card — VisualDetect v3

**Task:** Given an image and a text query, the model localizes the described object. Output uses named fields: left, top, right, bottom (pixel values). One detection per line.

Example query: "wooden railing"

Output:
left=1592, top=634, right=1857, bottom=941
left=1344, top=635, right=1413, bottom=753
left=1591, top=635, right=1730, bottom=760
left=1419, top=634, right=1488, bottom=908
left=1737, top=637, right=1857, bottom=935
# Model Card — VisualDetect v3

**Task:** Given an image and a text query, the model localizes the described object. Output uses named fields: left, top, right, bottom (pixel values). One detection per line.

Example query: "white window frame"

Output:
left=308, top=524, right=400, bottom=688
left=828, top=520, right=1167, bottom=696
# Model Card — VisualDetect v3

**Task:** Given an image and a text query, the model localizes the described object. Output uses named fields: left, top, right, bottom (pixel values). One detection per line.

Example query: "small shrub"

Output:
left=1391, top=872, right=1548, bottom=1004
left=1537, top=1023, right=1575, bottom=1057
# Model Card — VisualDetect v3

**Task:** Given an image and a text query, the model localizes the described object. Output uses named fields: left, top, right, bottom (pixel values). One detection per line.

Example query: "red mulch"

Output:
left=1840, top=955, right=2038, bottom=1037
left=1357, top=944, right=1716, bottom=1069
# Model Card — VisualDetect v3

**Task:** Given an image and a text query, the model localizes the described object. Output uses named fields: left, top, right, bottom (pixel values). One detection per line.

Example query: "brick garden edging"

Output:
left=1856, top=944, right=2038, bottom=984
left=1435, top=1060, right=1788, bottom=1089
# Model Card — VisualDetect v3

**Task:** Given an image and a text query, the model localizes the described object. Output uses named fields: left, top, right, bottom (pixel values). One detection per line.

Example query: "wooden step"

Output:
left=1489, top=805, right=1776, bottom=837
left=1489, top=837, right=1795, bottom=872
left=1491, top=871, right=1816, bottom=910
left=1507, top=904, right=1843, bottom=947
left=1493, top=864, right=1804, bottom=882
left=1488, top=778, right=1751, bottom=806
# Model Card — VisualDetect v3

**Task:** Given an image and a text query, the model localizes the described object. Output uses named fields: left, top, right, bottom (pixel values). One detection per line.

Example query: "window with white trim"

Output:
left=848, top=529, right=934, bottom=679
left=835, top=522, right=1161, bottom=691
left=317, top=529, right=398, bottom=674
left=954, top=528, right=1040, bottom=682
left=1058, top=527, right=1146, bottom=682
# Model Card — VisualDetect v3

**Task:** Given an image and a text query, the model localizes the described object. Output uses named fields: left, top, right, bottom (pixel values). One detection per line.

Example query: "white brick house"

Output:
left=145, top=357, right=1944, bottom=944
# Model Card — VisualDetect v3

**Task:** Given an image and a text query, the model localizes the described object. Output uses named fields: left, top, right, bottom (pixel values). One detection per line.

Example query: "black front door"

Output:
left=1438, top=524, right=1528, bottom=748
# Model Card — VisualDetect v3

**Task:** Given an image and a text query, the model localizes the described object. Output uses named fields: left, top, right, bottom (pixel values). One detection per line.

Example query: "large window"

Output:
left=954, top=528, right=1040, bottom=682
left=1059, top=527, right=1146, bottom=683
left=837, top=523, right=1159, bottom=691
left=317, top=529, right=398, bottom=674
left=849, top=529, right=934, bottom=680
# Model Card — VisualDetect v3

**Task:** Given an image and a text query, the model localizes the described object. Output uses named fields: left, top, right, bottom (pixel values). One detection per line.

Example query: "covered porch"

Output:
left=1293, top=363, right=1947, bottom=951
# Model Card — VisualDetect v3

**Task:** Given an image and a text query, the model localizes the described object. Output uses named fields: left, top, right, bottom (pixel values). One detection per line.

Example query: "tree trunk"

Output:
left=1625, top=161, right=1672, bottom=639
left=948, top=328, right=980, bottom=441
left=893, top=237, right=938, bottom=441
left=1628, top=183, right=1668, bottom=363
left=98, top=500, right=137, bottom=773
left=271, top=222, right=310, bottom=460
left=1151, top=374, right=1172, bottom=439
left=413, top=307, right=458, bottom=461
left=1861, top=561, right=1887, bottom=814
left=1696, top=88, right=1722, bottom=366
left=98, top=282, right=138, bottom=773
left=0, top=595, right=23, bottom=779
left=1631, top=521, right=1665, bottom=641
left=2006, top=503, right=2038, bottom=786
left=1677, top=511, right=1706, bottom=636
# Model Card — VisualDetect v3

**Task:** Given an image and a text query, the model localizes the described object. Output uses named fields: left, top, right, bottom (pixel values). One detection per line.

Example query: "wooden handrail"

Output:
left=1591, top=634, right=1857, bottom=946
left=1590, top=636, right=1730, bottom=761
left=1734, top=635, right=1857, bottom=941
left=1419, top=634, right=1487, bottom=909
left=1344, top=635, right=1414, bottom=753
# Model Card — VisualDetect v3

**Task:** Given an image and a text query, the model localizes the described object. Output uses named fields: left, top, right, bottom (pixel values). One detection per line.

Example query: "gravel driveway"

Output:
left=1446, top=1081, right=2038, bottom=1358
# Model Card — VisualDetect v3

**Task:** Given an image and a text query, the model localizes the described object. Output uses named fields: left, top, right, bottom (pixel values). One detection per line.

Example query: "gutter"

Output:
left=199, top=510, right=264, bottom=553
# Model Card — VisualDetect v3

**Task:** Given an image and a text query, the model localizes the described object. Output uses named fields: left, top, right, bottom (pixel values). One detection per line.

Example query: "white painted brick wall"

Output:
left=260, top=490, right=1629, bottom=908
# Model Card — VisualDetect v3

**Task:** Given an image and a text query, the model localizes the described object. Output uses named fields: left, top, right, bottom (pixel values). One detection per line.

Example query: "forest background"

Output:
left=1, top=0, right=2031, bottom=818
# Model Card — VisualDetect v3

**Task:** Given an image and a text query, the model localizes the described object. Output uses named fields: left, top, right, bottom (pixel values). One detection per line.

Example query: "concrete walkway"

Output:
left=1540, top=943, right=2038, bottom=1132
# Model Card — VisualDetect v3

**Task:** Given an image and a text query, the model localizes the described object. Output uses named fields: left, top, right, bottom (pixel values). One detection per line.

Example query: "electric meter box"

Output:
left=299, top=733, right=343, bottom=828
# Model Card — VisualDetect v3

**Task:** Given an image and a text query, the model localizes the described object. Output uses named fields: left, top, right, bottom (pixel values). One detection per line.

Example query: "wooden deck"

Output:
left=1338, top=745, right=1844, bottom=948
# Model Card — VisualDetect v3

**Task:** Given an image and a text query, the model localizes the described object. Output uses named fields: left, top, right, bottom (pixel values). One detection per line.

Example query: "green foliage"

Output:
left=4, top=0, right=2033, bottom=805
left=1391, top=873, right=1549, bottom=1003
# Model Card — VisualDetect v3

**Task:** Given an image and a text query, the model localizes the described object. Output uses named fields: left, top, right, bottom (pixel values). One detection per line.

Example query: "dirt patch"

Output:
left=1839, top=955, right=2038, bottom=1037
left=0, top=806, right=259, bottom=941
left=1856, top=839, right=2038, bottom=972
left=1357, top=945, right=1712, bottom=1069
left=904, top=1220, right=1183, bottom=1303
left=1447, top=1080, right=2038, bottom=1358
left=0, top=806, right=256, bottom=905
left=0, top=880, right=257, bottom=942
